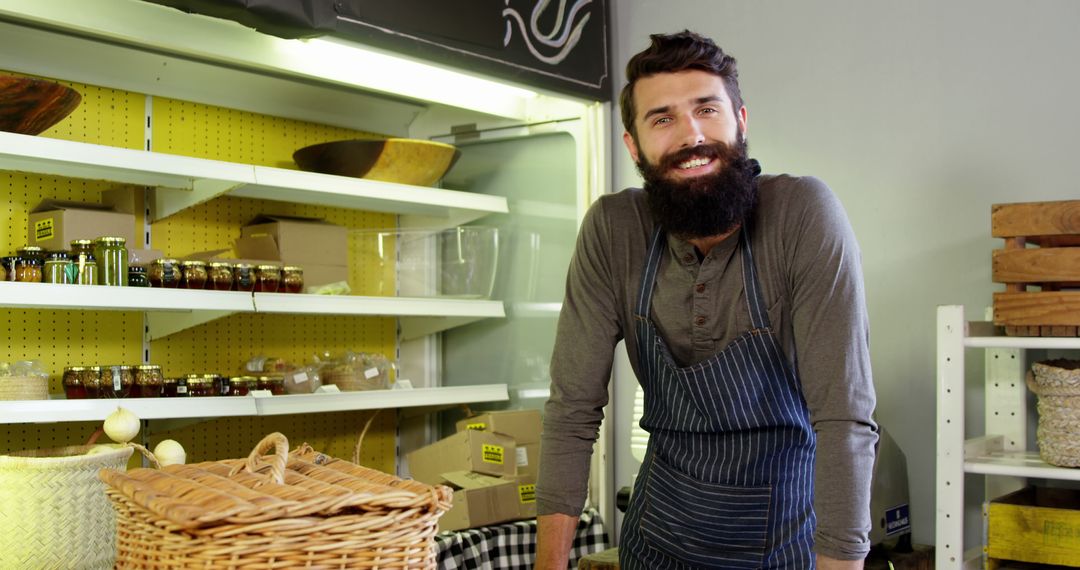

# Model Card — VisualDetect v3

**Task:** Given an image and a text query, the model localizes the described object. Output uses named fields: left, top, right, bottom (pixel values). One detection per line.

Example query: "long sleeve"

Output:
left=537, top=198, right=624, bottom=516
left=783, top=178, right=878, bottom=559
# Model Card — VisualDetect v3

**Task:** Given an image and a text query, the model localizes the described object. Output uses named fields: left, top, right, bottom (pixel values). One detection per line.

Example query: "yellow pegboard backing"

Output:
left=146, top=409, right=395, bottom=474
left=0, top=422, right=102, bottom=455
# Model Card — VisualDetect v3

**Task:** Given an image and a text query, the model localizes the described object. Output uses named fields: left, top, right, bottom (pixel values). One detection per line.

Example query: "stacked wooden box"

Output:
left=992, top=200, right=1080, bottom=336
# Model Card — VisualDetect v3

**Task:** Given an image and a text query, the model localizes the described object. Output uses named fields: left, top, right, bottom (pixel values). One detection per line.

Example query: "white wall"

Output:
left=610, top=0, right=1080, bottom=549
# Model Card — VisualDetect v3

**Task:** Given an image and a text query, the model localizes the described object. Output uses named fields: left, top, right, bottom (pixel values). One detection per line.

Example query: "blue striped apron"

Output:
left=619, top=225, right=816, bottom=569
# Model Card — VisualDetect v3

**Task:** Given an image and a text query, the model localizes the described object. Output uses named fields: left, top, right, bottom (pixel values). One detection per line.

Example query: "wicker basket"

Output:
left=0, top=444, right=134, bottom=569
left=0, top=375, right=49, bottom=400
left=100, top=432, right=452, bottom=569
left=1028, top=359, right=1080, bottom=467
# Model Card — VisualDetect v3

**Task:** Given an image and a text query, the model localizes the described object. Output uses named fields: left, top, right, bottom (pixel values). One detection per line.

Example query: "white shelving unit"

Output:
left=0, top=385, right=509, bottom=424
left=0, top=131, right=508, bottom=228
left=936, top=305, right=1080, bottom=569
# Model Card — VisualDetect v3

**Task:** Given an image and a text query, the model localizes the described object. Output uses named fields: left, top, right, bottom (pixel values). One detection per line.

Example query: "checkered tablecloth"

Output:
left=435, top=508, right=609, bottom=570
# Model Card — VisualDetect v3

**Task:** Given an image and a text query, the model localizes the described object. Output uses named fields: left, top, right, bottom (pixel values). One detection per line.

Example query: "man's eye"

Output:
left=653, top=117, right=671, bottom=126
left=699, top=107, right=718, bottom=115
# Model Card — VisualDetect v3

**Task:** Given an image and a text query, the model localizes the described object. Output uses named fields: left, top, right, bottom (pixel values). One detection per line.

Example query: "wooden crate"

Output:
left=986, top=487, right=1080, bottom=568
left=992, top=200, right=1080, bottom=336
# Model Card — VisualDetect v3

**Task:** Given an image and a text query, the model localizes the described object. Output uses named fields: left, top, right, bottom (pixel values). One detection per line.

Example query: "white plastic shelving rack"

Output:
left=936, top=305, right=1080, bottom=569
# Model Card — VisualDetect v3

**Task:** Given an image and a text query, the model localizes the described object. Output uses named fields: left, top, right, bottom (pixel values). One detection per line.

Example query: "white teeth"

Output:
left=677, top=157, right=710, bottom=169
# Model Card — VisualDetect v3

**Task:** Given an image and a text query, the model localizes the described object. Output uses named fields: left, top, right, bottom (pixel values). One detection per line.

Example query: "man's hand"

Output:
left=817, top=553, right=864, bottom=569
left=534, top=513, right=579, bottom=569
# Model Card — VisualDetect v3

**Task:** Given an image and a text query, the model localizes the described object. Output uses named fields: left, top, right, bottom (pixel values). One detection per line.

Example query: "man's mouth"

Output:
left=677, top=156, right=713, bottom=170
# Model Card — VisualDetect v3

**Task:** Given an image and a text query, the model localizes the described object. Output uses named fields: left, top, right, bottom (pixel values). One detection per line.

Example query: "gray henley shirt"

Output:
left=537, top=173, right=878, bottom=560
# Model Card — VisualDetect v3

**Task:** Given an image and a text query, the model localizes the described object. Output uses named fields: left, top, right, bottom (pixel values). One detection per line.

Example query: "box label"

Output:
left=885, top=504, right=910, bottom=536
left=34, top=218, right=54, bottom=241
left=481, top=444, right=504, bottom=465
left=516, top=446, right=529, bottom=467
left=467, top=422, right=487, bottom=431
left=518, top=483, right=536, bottom=504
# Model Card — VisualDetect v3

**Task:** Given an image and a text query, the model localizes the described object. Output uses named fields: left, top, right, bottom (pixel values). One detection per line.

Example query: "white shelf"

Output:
left=0, top=385, right=508, bottom=424
left=0, top=281, right=255, bottom=312
left=0, top=282, right=505, bottom=340
left=254, top=385, right=509, bottom=416
left=0, top=396, right=257, bottom=424
left=0, top=131, right=508, bottom=226
left=964, top=435, right=1080, bottom=481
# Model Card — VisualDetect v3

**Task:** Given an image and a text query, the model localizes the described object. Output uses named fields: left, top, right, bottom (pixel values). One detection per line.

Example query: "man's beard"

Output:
left=637, top=137, right=759, bottom=240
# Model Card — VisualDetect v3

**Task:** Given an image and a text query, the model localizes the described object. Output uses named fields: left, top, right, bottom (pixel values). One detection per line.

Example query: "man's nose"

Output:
left=678, top=117, right=706, bottom=148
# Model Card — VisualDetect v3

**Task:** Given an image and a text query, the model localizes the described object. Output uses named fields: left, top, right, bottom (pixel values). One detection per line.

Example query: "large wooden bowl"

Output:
left=293, top=138, right=460, bottom=187
left=0, top=75, right=82, bottom=135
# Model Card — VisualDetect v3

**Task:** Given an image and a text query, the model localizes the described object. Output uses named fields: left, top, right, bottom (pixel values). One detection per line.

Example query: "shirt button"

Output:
left=695, top=283, right=705, bottom=293
left=695, top=316, right=706, bottom=326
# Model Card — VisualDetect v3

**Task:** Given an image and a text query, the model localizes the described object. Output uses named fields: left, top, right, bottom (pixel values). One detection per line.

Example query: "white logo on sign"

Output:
left=503, top=0, right=592, bottom=65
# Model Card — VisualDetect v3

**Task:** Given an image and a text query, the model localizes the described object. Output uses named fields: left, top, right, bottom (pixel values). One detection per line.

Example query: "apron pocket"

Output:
left=641, top=456, right=771, bottom=569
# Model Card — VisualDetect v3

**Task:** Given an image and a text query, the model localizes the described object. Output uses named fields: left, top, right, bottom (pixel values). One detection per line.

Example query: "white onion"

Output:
left=153, top=439, right=187, bottom=466
left=103, top=407, right=141, bottom=443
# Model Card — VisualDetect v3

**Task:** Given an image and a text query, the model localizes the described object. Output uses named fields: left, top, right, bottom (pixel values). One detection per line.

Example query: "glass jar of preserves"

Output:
left=80, top=366, right=103, bottom=398
left=149, top=258, right=181, bottom=288
left=127, top=265, right=150, bottom=287
left=100, top=365, right=134, bottom=398
left=94, top=237, right=128, bottom=286
left=207, top=373, right=229, bottom=396
left=282, top=266, right=304, bottom=294
left=14, top=257, right=43, bottom=283
left=162, top=377, right=189, bottom=397
left=256, top=264, right=281, bottom=293
left=185, top=375, right=215, bottom=397
left=181, top=260, right=208, bottom=289
left=70, top=239, right=94, bottom=258
left=132, top=364, right=163, bottom=397
left=233, top=263, right=255, bottom=292
left=256, top=374, right=286, bottom=395
left=1, top=256, right=16, bottom=281
left=62, top=366, right=89, bottom=399
left=208, top=261, right=233, bottom=291
left=16, top=246, right=45, bottom=264
left=229, top=376, right=257, bottom=396
left=44, top=251, right=73, bottom=284
left=75, top=254, right=98, bottom=285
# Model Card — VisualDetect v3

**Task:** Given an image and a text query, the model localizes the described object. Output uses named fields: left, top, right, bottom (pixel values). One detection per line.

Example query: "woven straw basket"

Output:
left=0, top=444, right=134, bottom=569
left=1028, top=359, right=1080, bottom=467
left=0, top=375, right=48, bottom=400
left=100, top=432, right=453, bottom=569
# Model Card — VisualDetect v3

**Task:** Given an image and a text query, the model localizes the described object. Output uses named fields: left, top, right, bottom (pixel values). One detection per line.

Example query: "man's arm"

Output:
left=784, top=177, right=878, bottom=562
left=535, top=513, right=580, bottom=569
left=535, top=197, right=623, bottom=566
left=818, top=553, right=864, bottom=569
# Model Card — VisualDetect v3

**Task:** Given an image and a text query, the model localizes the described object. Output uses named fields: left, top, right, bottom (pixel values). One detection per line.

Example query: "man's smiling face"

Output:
left=623, top=69, right=747, bottom=180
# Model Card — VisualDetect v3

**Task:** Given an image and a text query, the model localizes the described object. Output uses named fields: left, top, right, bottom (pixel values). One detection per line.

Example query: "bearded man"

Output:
left=535, top=31, right=879, bottom=569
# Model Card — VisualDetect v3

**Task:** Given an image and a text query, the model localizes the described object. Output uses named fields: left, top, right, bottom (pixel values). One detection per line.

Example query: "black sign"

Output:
left=142, top=0, right=610, bottom=101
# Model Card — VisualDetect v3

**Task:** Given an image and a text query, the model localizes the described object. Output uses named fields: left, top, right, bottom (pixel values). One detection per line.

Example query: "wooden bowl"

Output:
left=0, top=75, right=82, bottom=135
left=293, top=138, right=461, bottom=187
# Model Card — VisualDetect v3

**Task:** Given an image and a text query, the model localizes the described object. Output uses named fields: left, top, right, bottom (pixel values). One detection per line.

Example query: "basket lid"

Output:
left=98, top=432, right=448, bottom=529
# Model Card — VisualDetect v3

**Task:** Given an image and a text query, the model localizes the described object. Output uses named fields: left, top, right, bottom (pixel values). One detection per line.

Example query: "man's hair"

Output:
left=619, top=30, right=743, bottom=142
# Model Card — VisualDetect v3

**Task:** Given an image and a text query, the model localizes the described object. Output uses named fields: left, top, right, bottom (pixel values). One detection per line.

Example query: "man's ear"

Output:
left=623, top=131, right=640, bottom=163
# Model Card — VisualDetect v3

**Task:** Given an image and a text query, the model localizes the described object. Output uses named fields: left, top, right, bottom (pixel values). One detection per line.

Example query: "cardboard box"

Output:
left=515, top=442, right=540, bottom=477
left=241, top=215, right=346, bottom=266
left=511, top=473, right=537, bottom=519
left=456, top=409, right=542, bottom=445
left=437, top=471, right=521, bottom=532
left=27, top=200, right=136, bottom=251
left=407, top=430, right=516, bottom=485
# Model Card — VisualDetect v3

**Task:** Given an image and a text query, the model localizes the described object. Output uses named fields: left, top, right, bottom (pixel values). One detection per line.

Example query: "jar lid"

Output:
left=46, top=251, right=69, bottom=261
left=153, top=258, right=180, bottom=265
left=233, top=263, right=255, bottom=269
left=87, top=365, right=102, bottom=371
left=19, top=258, right=43, bottom=266
left=135, top=364, right=161, bottom=371
left=129, top=265, right=147, bottom=274
left=63, top=366, right=88, bottom=372
left=181, top=260, right=207, bottom=267
left=257, top=374, right=285, bottom=381
left=185, top=376, right=213, bottom=385
left=70, top=239, right=93, bottom=246
left=209, top=261, right=233, bottom=268
left=257, top=264, right=282, bottom=270
left=282, top=266, right=303, bottom=271
left=105, top=365, right=133, bottom=371
left=163, top=377, right=180, bottom=384
left=18, top=246, right=44, bottom=253
left=230, top=376, right=257, bottom=384
left=96, top=237, right=127, bottom=244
